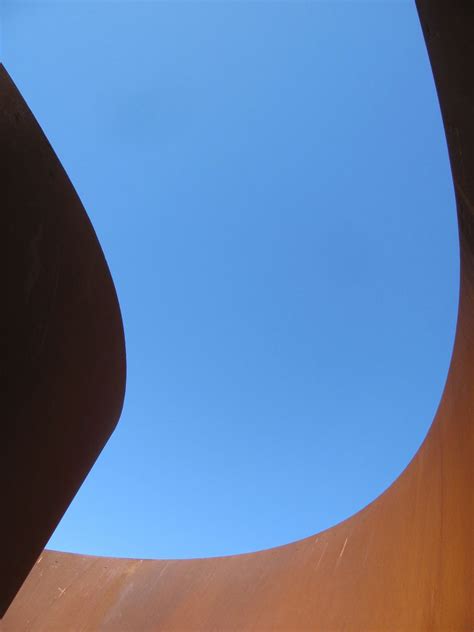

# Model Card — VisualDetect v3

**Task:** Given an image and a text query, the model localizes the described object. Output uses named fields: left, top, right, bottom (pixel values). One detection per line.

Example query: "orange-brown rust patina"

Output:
left=2, top=2, right=473, bottom=630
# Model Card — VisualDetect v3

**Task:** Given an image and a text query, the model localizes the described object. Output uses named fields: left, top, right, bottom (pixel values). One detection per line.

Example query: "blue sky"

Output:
left=2, top=1, right=458, bottom=559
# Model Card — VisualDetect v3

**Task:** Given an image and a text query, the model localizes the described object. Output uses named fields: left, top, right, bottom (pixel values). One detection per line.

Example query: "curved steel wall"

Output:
left=0, top=65, right=126, bottom=616
left=2, top=2, right=473, bottom=629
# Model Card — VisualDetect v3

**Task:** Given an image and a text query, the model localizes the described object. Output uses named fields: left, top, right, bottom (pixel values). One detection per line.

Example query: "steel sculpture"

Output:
left=1, top=2, right=473, bottom=630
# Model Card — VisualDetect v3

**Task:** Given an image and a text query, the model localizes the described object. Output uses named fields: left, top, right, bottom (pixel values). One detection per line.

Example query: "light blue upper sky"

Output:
left=3, top=0, right=458, bottom=559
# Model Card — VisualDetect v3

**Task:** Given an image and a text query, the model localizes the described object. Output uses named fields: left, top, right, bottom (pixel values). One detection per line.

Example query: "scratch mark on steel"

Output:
left=158, top=562, right=170, bottom=579
left=455, top=180, right=474, bottom=216
left=338, top=538, right=349, bottom=560
left=315, top=542, right=328, bottom=572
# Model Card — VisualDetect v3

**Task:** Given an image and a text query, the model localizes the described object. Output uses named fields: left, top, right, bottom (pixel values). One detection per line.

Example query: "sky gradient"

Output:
left=2, top=0, right=458, bottom=559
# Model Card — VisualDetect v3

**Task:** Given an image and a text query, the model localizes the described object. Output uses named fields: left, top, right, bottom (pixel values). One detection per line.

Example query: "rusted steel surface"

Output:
left=1, top=65, right=126, bottom=617
left=2, top=2, right=473, bottom=630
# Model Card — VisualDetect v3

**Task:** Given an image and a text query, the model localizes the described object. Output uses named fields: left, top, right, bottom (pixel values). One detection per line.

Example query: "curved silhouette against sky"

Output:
left=2, top=0, right=458, bottom=559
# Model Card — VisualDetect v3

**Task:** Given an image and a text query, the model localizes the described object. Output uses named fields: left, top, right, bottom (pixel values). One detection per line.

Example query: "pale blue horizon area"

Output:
left=2, top=0, right=458, bottom=559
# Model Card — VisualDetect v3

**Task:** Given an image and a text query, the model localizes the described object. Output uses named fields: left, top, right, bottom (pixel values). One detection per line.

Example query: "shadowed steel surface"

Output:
left=1, top=66, right=126, bottom=616
left=2, top=2, right=473, bottom=630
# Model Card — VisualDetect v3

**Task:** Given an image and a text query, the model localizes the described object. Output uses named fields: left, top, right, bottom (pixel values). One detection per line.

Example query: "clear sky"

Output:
left=3, top=0, right=458, bottom=559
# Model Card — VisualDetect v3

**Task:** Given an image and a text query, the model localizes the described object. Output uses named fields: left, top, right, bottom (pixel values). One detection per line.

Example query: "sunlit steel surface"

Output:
left=1, top=2, right=473, bottom=629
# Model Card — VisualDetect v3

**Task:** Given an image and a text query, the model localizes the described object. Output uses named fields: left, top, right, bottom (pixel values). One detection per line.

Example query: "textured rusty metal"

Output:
left=2, top=2, right=473, bottom=630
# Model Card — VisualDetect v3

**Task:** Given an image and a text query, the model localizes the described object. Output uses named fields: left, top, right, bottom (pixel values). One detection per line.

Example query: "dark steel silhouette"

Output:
left=1, top=66, right=126, bottom=616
